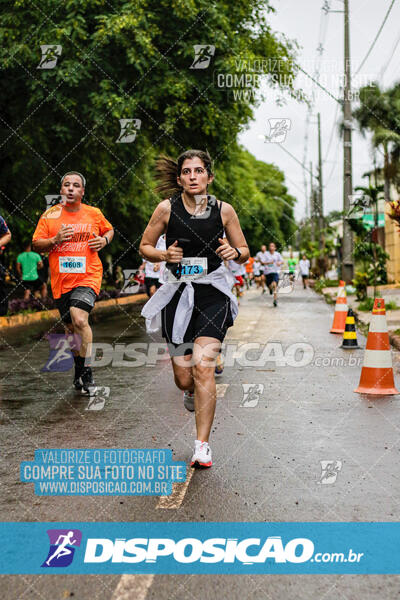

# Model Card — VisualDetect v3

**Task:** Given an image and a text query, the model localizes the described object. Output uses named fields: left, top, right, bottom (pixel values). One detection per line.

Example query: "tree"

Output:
left=353, top=84, right=400, bottom=203
left=0, top=0, right=299, bottom=268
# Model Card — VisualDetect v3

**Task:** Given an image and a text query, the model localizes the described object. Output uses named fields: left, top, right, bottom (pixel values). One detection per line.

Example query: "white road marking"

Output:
left=156, top=384, right=228, bottom=510
left=111, top=574, right=154, bottom=600
left=216, top=384, right=229, bottom=397
left=156, top=465, right=195, bottom=509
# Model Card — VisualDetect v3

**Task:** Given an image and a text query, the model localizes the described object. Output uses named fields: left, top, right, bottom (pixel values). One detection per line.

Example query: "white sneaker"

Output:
left=191, top=440, right=212, bottom=468
left=183, top=390, right=195, bottom=412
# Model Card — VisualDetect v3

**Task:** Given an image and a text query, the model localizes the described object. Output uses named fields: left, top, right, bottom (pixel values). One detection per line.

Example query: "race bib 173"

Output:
left=165, top=257, right=207, bottom=283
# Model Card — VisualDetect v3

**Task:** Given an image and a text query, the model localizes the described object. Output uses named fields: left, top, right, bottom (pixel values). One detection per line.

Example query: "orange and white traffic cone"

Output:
left=330, top=280, right=348, bottom=333
left=354, top=298, right=399, bottom=395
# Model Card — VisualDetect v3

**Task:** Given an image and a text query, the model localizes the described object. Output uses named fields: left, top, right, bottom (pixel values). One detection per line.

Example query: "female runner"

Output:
left=139, top=150, right=249, bottom=467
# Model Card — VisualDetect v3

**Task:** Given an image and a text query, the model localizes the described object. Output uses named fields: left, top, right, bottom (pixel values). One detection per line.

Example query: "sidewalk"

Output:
left=0, top=293, right=147, bottom=330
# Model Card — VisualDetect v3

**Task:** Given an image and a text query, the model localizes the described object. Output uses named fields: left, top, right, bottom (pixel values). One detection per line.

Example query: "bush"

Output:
left=386, top=300, right=399, bottom=311
left=358, top=297, right=374, bottom=312
left=314, top=278, right=339, bottom=293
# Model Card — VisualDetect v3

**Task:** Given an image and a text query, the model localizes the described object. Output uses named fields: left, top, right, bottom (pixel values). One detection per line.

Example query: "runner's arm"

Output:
left=219, top=203, right=249, bottom=263
left=139, top=200, right=170, bottom=262
left=33, top=224, right=74, bottom=252
left=0, top=230, right=11, bottom=248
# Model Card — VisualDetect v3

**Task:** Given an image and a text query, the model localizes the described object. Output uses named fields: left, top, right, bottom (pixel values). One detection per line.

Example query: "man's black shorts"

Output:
left=265, top=272, right=279, bottom=287
left=162, top=283, right=233, bottom=356
left=144, top=276, right=161, bottom=297
left=24, top=278, right=42, bottom=292
left=55, top=286, right=97, bottom=324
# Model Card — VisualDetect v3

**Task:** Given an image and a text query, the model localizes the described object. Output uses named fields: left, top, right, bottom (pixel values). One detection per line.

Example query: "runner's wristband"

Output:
left=234, top=247, right=241, bottom=261
left=103, top=236, right=109, bottom=245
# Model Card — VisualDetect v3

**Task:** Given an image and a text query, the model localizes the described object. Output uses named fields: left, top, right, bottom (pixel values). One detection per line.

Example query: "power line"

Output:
left=379, top=29, right=400, bottom=80
left=323, top=99, right=340, bottom=163
left=302, top=0, right=331, bottom=217
left=355, top=0, right=397, bottom=75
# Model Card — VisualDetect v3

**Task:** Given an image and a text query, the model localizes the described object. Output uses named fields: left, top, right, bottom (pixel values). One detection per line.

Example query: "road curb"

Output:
left=0, top=293, right=148, bottom=330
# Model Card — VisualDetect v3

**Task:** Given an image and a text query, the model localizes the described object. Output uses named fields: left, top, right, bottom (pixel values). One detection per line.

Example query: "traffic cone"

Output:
left=330, top=280, right=348, bottom=333
left=341, top=308, right=360, bottom=349
left=354, top=298, right=398, bottom=395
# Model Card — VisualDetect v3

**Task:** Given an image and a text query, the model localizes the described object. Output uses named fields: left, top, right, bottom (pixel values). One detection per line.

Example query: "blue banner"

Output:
left=0, top=522, right=399, bottom=574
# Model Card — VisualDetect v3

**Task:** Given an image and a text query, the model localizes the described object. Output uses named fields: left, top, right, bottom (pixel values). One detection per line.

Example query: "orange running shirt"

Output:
left=33, top=203, right=113, bottom=299
left=245, top=256, right=254, bottom=273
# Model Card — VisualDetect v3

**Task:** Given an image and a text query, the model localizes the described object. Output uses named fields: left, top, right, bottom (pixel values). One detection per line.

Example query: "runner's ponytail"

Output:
left=154, top=155, right=180, bottom=195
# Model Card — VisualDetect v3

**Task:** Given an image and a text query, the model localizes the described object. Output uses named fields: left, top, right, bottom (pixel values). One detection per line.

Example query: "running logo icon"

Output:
left=278, top=271, right=299, bottom=294
left=266, top=119, right=291, bottom=143
left=85, top=386, right=110, bottom=411
left=240, top=383, right=264, bottom=408
left=41, top=334, right=81, bottom=372
left=37, top=45, right=62, bottom=69
left=318, top=460, right=342, bottom=484
left=42, top=529, right=82, bottom=567
left=190, top=45, right=215, bottom=69
left=122, top=269, right=141, bottom=294
left=116, top=119, right=141, bottom=143
left=45, top=194, right=66, bottom=209
left=191, top=195, right=216, bottom=219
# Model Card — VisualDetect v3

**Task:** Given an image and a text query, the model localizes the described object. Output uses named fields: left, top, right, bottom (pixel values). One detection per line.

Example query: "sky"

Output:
left=239, top=0, right=400, bottom=220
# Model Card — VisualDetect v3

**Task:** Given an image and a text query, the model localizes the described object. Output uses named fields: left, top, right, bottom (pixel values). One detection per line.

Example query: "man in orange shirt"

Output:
left=244, top=255, right=254, bottom=289
left=33, top=172, right=114, bottom=393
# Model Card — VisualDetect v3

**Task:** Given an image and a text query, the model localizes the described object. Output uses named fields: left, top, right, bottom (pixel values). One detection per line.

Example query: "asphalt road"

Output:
left=1, top=281, right=400, bottom=599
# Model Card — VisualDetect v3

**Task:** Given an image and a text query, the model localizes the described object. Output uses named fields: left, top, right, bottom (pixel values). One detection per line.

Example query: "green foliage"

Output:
left=358, top=297, right=374, bottom=312
left=313, top=278, right=339, bottom=293
left=353, top=270, right=369, bottom=301
left=353, top=240, right=389, bottom=286
left=0, top=0, right=298, bottom=267
left=386, top=300, right=400, bottom=310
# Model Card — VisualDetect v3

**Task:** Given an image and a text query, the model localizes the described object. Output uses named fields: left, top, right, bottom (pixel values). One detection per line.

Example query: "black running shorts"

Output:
left=55, top=286, right=97, bottom=324
left=162, top=283, right=233, bottom=356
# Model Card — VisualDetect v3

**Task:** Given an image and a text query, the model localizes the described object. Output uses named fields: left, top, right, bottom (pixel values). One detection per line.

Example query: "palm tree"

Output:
left=353, top=83, right=400, bottom=202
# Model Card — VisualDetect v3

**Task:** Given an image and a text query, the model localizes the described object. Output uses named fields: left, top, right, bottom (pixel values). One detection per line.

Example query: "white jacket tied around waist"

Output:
left=141, top=264, right=239, bottom=344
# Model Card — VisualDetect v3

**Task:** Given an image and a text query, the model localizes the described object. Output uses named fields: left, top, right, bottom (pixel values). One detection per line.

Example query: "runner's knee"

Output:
left=174, top=373, right=193, bottom=390
left=71, top=314, right=88, bottom=330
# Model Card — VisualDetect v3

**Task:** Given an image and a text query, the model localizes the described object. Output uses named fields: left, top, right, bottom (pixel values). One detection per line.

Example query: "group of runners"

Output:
left=1, top=148, right=311, bottom=469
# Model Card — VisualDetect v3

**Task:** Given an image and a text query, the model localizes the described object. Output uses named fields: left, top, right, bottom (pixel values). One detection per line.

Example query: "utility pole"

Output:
left=342, top=0, right=354, bottom=282
left=310, top=161, right=315, bottom=243
left=317, top=112, right=324, bottom=250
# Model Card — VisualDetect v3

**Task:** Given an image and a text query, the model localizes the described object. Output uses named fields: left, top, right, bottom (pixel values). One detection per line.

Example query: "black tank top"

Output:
left=166, top=193, right=224, bottom=274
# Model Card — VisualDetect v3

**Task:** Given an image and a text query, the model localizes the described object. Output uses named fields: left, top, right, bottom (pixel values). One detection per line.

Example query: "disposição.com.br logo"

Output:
left=41, top=529, right=82, bottom=568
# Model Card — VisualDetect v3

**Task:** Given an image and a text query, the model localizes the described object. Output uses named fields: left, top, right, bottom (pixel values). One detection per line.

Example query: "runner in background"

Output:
left=255, top=244, right=268, bottom=293
left=244, top=256, right=254, bottom=289
left=0, top=215, right=11, bottom=316
left=139, top=235, right=166, bottom=297
left=264, top=242, right=284, bottom=307
left=228, top=259, right=245, bottom=305
left=253, top=256, right=262, bottom=289
left=16, top=242, right=43, bottom=300
left=299, top=253, right=310, bottom=289
left=287, top=249, right=298, bottom=283
left=33, top=171, right=114, bottom=394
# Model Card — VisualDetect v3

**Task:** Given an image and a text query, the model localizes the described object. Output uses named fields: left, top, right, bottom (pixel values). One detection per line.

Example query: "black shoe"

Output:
left=269, top=288, right=272, bottom=295
left=273, top=299, right=277, bottom=307
left=80, top=367, right=97, bottom=395
left=73, top=366, right=83, bottom=391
